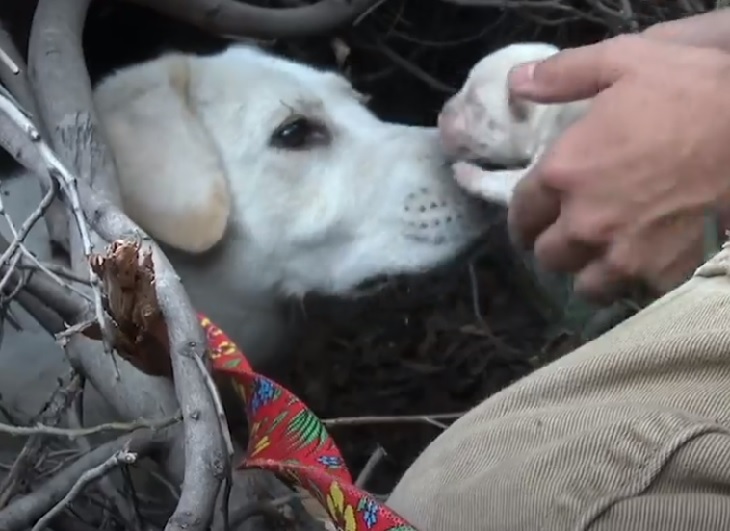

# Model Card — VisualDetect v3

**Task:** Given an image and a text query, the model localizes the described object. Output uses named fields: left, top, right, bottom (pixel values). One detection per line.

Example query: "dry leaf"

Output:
left=86, top=239, right=173, bottom=377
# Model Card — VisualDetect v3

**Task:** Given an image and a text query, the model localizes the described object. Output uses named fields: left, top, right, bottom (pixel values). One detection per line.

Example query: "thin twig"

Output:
left=0, top=251, right=23, bottom=298
left=194, top=355, right=234, bottom=459
left=66, top=395, right=143, bottom=531
left=34, top=450, right=85, bottom=481
left=54, top=316, right=97, bottom=341
left=375, top=40, right=454, bottom=93
left=0, top=181, right=53, bottom=263
left=30, top=449, right=139, bottom=531
left=0, top=46, right=19, bottom=75
left=24, top=3, right=250, bottom=527
left=0, top=26, right=32, bottom=112
left=619, top=0, right=640, bottom=31
left=0, top=413, right=180, bottom=439
left=322, top=412, right=463, bottom=428
left=0, top=429, right=165, bottom=531
left=437, top=0, right=684, bottom=30
left=467, top=261, right=519, bottom=354
left=0, top=182, right=90, bottom=302
left=14, top=1, right=361, bottom=529
left=0, top=373, right=83, bottom=508
left=17, top=263, right=92, bottom=285
left=0, top=23, right=69, bottom=248
left=227, top=492, right=301, bottom=529
left=355, top=446, right=387, bottom=488
left=0, top=232, right=90, bottom=328
left=0, top=83, right=114, bottom=366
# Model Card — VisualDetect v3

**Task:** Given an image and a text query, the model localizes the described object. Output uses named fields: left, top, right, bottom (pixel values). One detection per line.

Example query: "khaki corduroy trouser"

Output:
left=388, top=248, right=730, bottom=531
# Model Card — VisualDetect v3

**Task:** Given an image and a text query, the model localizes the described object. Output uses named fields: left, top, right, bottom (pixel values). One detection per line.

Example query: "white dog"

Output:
left=437, top=42, right=590, bottom=205
left=93, top=45, right=489, bottom=372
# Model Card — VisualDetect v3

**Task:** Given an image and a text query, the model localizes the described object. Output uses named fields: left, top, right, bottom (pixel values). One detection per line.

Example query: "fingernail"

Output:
left=508, top=62, right=536, bottom=91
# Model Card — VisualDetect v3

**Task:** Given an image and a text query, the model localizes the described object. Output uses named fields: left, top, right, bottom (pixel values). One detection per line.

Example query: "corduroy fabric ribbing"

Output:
left=388, top=248, right=730, bottom=531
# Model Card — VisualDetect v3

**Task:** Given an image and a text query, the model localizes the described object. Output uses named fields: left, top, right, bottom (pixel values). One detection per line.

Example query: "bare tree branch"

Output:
left=0, top=181, right=79, bottom=299
left=323, top=412, right=463, bottom=429
left=0, top=3, right=324, bottom=530
left=0, top=25, right=38, bottom=124
left=0, top=232, right=89, bottom=328
left=0, top=0, right=391, bottom=528
left=0, top=229, right=312, bottom=531
left=0, top=373, right=83, bottom=509
left=0, top=86, right=111, bottom=355
left=24, top=2, right=230, bottom=527
left=129, top=0, right=385, bottom=39
left=618, top=0, right=640, bottom=31
left=0, top=414, right=180, bottom=440
left=65, top=396, right=143, bottom=531
left=0, top=21, right=70, bottom=249
left=30, top=448, right=139, bottom=531
left=436, top=0, right=711, bottom=31
left=0, top=429, right=166, bottom=531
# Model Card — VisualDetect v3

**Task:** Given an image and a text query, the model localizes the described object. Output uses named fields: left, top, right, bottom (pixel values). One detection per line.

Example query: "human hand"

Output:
left=640, top=8, right=730, bottom=52
left=507, top=35, right=730, bottom=302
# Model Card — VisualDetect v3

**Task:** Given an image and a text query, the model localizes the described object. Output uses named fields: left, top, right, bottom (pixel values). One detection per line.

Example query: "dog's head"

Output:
left=438, top=42, right=560, bottom=166
left=94, top=45, right=490, bottom=298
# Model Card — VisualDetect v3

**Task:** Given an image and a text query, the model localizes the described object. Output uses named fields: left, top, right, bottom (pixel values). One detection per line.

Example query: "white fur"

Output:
left=93, top=45, right=489, bottom=371
left=438, top=42, right=590, bottom=205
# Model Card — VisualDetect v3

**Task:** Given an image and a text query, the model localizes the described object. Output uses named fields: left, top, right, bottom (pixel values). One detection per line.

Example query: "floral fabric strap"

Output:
left=199, top=314, right=419, bottom=531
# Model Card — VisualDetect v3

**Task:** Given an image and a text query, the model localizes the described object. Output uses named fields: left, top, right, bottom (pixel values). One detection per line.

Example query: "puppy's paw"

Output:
left=452, top=161, right=487, bottom=192
left=452, top=162, right=523, bottom=206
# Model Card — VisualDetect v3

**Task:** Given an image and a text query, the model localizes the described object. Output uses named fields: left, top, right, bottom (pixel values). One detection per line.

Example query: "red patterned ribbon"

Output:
left=199, top=314, right=419, bottom=531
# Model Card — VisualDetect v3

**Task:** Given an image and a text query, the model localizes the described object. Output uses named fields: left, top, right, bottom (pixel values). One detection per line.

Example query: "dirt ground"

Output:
left=286, top=229, right=558, bottom=494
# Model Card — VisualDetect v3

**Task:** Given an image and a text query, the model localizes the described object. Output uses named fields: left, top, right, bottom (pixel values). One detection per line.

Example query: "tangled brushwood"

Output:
left=0, top=0, right=718, bottom=530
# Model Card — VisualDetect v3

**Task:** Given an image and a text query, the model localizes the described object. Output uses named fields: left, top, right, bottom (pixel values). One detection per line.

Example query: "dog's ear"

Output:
left=95, top=55, right=231, bottom=254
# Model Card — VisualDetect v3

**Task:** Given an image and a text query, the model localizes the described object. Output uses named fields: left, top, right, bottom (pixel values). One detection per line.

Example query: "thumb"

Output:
left=508, top=39, right=631, bottom=104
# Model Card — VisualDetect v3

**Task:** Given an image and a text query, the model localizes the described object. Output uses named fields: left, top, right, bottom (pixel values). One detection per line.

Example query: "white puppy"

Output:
left=438, top=42, right=590, bottom=205
left=93, top=45, right=489, bottom=372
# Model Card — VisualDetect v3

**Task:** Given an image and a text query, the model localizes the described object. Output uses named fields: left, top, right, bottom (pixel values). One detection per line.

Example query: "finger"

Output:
left=574, top=259, right=629, bottom=304
left=609, top=219, right=703, bottom=296
left=532, top=217, right=600, bottom=273
left=507, top=169, right=560, bottom=249
left=507, top=37, right=641, bottom=104
left=636, top=236, right=703, bottom=295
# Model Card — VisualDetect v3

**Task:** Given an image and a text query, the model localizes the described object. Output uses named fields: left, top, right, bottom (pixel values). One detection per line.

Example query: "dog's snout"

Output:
left=438, top=100, right=470, bottom=157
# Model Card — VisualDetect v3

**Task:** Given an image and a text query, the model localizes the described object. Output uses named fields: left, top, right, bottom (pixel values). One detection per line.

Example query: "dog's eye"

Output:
left=271, top=115, right=328, bottom=150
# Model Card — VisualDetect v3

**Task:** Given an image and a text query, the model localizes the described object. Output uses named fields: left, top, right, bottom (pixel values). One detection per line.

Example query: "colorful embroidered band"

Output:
left=199, top=314, right=419, bottom=531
